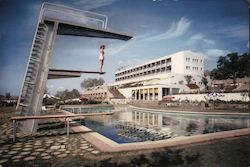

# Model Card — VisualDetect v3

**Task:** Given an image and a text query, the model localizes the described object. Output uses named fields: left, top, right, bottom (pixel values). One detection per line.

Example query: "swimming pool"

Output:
left=63, top=105, right=249, bottom=144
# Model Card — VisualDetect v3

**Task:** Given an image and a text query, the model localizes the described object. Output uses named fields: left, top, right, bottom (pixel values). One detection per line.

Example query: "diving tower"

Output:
left=16, top=3, right=132, bottom=134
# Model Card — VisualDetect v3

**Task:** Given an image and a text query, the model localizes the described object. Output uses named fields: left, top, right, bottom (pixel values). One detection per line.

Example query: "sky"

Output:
left=0, top=0, right=249, bottom=96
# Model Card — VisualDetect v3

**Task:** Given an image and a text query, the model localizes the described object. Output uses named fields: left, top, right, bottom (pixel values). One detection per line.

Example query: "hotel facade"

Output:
left=83, top=50, right=205, bottom=102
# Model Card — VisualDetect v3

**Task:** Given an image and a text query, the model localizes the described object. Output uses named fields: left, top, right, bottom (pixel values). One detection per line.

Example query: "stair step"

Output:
left=38, top=23, right=47, bottom=27
left=19, top=103, right=29, bottom=107
left=24, top=81, right=35, bottom=85
left=35, top=36, right=45, bottom=41
left=30, top=57, right=40, bottom=62
left=33, top=44, right=43, bottom=49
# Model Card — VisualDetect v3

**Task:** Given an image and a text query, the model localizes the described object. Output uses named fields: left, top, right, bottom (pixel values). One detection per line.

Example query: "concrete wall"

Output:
left=170, top=92, right=249, bottom=102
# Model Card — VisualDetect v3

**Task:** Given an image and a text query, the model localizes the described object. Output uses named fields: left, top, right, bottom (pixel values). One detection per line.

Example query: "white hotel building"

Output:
left=114, top=50, right=205, bottom=101
left=83, top=50, right=205, bottom=102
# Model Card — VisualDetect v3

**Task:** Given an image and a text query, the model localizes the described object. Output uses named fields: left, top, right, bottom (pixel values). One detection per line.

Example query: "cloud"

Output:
left=117, top=58, right=150, bottom=69
left=203, top=49, right=230, bottom=60
left=247, top=41, right=249, bottom=49
left=105, top=38, right=137, bottom=57
left=144, top=17, right=191, bottom=41
left=70, top=0, right=119, bottom=10
left=187, top=33, right=215, bottom=45
left=105, top=17, right=192, bottom=57
left=217, top=25, right=248, bottom=39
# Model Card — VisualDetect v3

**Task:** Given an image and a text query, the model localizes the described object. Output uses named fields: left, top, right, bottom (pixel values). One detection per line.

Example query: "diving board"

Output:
left=16, top=2, right=133, bottom=134
left=48, top=69, right=105, bottom=79
left=44, top=17, right=132, bottom=40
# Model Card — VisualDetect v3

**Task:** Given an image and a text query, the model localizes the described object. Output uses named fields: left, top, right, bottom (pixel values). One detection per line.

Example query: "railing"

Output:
left=41, top=3, right=108, bottom=29
left=11, top=112, right=114, bottom=142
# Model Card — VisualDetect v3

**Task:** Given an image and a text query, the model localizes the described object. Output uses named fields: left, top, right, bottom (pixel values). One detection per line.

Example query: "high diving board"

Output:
left=48, top=68, right=105, bottom=79
left=44, top=18, right=132, bottom=40
left=17, top=2, right=133, bottom=134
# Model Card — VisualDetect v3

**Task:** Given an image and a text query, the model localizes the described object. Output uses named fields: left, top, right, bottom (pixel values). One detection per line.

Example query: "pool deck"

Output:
left=129, top=105, right=250, bottom=116
left=60, top=107, right=250, bottom=152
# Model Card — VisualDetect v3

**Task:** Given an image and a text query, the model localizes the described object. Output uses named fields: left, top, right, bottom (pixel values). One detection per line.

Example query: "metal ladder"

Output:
left=16, top=23, right=48, bottom=115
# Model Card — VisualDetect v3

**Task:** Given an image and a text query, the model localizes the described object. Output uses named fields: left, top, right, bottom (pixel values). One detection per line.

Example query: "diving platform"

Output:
left=48, top=69, right=105, bottom=79
left=16, top=2, right=133, bottom=134
left=44, top=17, right=132, bottom=40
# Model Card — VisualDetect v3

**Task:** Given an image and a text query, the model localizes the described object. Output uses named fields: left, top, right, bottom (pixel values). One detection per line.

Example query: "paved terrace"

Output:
left=0, top=114, right=102, bottom=166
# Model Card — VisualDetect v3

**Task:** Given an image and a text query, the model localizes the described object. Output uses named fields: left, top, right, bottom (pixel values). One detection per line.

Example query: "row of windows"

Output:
left=115, top=58, right=171, bottom=77
left=186, top=57, right=202, bottom=63
left=186, top=66, right=202, bottom=71
left=115, top=66, right=171, bottom=81
left=84, top=92, right=107, bottom=97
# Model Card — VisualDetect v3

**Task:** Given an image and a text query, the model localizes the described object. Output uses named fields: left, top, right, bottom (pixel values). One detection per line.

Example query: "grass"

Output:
left=1, top=106, right=249, bottom=167
left=0, top=106, right=16, bottom=125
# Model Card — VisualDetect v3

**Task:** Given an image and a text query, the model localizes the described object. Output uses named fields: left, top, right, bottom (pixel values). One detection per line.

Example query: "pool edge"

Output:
left=59, top=108, right=250, bottom=153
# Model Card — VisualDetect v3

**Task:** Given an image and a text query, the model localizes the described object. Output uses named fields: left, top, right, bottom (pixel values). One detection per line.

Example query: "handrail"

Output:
left=41, top=2, right=108, bottom=28
left=11, top=111, right=114, bottom=142
left=43, top=8, right=105, bottom=28
left=11, top=112, right=114, bottom=121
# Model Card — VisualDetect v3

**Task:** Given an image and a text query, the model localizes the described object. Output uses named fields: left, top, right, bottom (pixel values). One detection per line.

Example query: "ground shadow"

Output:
left=86, top=148, right=201, bottom=167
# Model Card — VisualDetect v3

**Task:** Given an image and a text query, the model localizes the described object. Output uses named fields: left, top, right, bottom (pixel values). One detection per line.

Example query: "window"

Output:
left=186, top=57, right=190, bottom=62
left=186, top=66, right=190, bottom=70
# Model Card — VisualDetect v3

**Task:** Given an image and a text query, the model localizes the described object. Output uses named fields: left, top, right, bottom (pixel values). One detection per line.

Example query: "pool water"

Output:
left=63, top=106, right=249, bottom=144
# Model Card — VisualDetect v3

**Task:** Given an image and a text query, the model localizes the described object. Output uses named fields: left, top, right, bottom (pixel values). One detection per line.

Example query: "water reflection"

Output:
left=65, top=106, right=249, bottom=143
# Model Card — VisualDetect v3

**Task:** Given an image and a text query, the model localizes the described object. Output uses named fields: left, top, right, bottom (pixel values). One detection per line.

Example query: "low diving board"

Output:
left=48, top=68, right=105, bottom=79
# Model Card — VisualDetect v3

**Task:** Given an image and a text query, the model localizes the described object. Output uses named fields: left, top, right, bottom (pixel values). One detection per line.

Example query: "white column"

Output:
left=152, top=114, right=155, bottom=126
left=153, top=88, right=155, bottom=100
left=138, top=112, right=141, bottom=124
left=158, top=114, right=162, bottom=128
left=142, top=112, right=145, bottom=125
left=139, top=89, right=141, bottom=100
left=147, top=113, right=150, bottom=125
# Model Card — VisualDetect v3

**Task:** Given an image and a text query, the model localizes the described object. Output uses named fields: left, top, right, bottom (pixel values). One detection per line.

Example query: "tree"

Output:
left=80, top=78, right=105, bottom=89
left=5, top=92, right=11, bottom=98
left=184, top=75, right=192, bottom=84
left=44, top=87, right=49, bottom=94
left=238, top=53, right=250, bottom=77
left=212, top=52, right=249, bottom=83
left=178, top=80, right=184, bottom=85
left=56, top=89, right=80, bottom=100
left=202, top=77, right=208, bottom=90
left=204, top=70, right=211, bottom=77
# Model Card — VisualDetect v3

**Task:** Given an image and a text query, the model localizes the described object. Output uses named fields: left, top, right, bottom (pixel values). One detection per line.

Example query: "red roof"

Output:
left=186, top=84, right=199, bottom=89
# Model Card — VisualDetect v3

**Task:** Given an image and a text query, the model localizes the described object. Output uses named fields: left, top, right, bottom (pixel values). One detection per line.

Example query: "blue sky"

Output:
left=0, top=0, right=249, bottom=95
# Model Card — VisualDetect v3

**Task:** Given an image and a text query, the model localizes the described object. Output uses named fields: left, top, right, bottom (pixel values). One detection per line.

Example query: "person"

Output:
left=99, top=45, right=105, bottom=72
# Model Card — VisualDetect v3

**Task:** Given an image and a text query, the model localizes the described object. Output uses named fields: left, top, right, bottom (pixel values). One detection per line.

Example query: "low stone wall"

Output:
left=170, top=92, right=249, bottom=102
left=109, top=99, right=128, bottom=104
